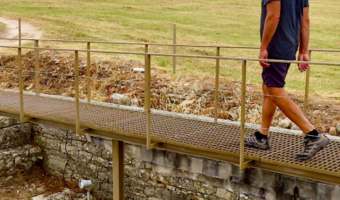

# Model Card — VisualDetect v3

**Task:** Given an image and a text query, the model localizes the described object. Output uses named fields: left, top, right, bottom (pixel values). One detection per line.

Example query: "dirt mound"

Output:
left=0, top=50, right=339, bottom=135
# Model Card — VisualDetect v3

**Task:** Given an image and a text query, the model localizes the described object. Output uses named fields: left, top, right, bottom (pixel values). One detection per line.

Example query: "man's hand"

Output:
left=259, top=48, right=270, bottom=68
left=297, top=53, right=310, bottom=72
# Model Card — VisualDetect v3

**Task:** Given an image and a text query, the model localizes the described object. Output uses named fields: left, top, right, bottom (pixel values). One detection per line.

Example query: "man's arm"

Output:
left=298, top=7, right=310, bottom=72
left=259, top=1, right=281, bottom=68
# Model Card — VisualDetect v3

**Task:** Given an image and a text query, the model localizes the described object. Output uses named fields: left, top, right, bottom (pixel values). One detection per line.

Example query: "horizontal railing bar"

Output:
left=1, top=38, right=340, bottom=53
left=308, top=49, right=340, bottom=53
left=1, top=45, right=340, bottom=66
left=0, top=38, right=259, bottom=49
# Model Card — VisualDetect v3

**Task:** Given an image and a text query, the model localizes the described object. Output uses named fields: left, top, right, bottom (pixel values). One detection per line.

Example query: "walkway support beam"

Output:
left=145, top=54, right=152, bottom=150
left=112, top=140, right=124, bottom=200
left=75, top=51, right=80, bottom=135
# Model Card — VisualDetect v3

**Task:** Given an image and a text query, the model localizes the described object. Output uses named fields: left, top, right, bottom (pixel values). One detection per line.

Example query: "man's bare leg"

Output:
left=260, top=84, right=277, bottom=135
left=265, top=87, right=314, bottom=134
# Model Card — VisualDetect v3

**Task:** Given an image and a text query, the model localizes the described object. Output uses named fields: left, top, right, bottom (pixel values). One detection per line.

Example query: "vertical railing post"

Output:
left=18, top=47, right=24, bottom=123
left=304, top=50, right=312, bottom=114
left=173, top=24, right=177, bottom=74
left=18, top=18, right=21, bottom=46
left=87, top=42, right=91, bottom=103
left=145, top=54, right=152, bottom=149
left=75, top=51, right=80, bottom=135
left=214, top=47, right=220, bottom=123
left=112, top=140, right=124, bottom=200
left=240, top=60, right=247, bottom=170
left=145, top=44, right=149, bottom=71
left=34, top=40, right=40, bottom=96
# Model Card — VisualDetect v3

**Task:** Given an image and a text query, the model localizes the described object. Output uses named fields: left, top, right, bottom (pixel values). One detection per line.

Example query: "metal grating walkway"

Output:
left=0, top=90, right=340, bottom=182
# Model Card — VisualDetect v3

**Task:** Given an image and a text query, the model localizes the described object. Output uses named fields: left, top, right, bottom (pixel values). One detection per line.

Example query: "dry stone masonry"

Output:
left=33, top=124, right=340, bottom=200
left=0, top=121, right=43, bottom=177
left=0, top=117, right=340, bottom=200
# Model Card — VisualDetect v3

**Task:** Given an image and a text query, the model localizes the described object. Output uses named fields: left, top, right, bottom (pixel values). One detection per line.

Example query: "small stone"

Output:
left=15, top=157, right=22, bottom=166
left=5, top=176, right=13, bottom=182
left=329, top=127, right=336, bottom=135
left=291, top=124, right=300, bottom=130
left=313, top=110, right=320, bottom=114
left=321, top=126, right=330, bottom=133
left=30, top=147, right=42, bottom=154
left=336, top=123, right=340, bottom=134
left=6, top=161, right=14, bottom=169
left=216, top=188, right=233, bottom=199
left=110, top=94, right=131, bottom=105
left=131, top=98, right=139, bottom=107
left=279, top=118, right=293, bottom=129
left=32, top=157, right=37, bottom=162
left=133, top=68, right=145, bottom=73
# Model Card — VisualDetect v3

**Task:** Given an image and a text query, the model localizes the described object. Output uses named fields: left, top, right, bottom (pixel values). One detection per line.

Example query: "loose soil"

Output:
left=0, top=164, right=84, bottom=200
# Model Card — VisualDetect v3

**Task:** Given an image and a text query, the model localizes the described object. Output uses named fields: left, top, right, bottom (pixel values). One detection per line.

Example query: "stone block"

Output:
left=203, top=159, right=218, bottom=178
left=178, top=154, right=191, bottom=172
left=197, top=183, right=216, bottom=195
left=153, top=150, right=177, bottom=168
left=141, top=146, right=153, bottom=163
left=144, top=187, right=155, bottom=196
left=248, top=169, right=263, bottom=188
left=44, top=155, right=66, bottom=173
left=14, top=156, right=22, bottom=166
left=265, top=191, right=277, bottom=200
left=231, top=165, right=247, bottom=184
left=333, top=186, right=340, bottom=200
left=155, top=188, right=171, bottom=200
left=216, top=188, right=234, bottom=199
left=317, top=183, right=334, bottom=200
left=170, top=192, right=187, bottom=200
left=191, top=157, right=203, bottom=174
left=130, top=178, right=145, bottom=191
left=125, top=144, right=141, bottom=159
left=262, top=171, right=281, bottom=192
left=296, top=179, right=317, bottom=199
left=218, top=162, right=232, bottom=180
left=281, top=176, right=296, bottom=195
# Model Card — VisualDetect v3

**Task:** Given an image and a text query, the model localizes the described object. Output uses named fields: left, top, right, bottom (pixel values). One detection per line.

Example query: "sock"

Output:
left=305, top=129, right=319, bottom=140
left=255, top=131, right=268, bottom=140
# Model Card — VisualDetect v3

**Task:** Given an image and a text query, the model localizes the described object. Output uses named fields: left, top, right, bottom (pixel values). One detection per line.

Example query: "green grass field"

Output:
left=0, top=0, right=339, bottom=98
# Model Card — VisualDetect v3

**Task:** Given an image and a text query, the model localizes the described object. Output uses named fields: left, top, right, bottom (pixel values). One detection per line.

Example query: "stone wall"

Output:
left=0, top=122, right=43, bottom=177
left=32, top=124, right=340, bottom=200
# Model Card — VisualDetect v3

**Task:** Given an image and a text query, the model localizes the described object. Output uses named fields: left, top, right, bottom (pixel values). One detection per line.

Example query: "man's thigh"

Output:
left=262, top=62, right=291, bottom=88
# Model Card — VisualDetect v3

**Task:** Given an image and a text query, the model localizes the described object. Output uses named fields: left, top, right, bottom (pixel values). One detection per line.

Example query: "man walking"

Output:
left=244, top=0, right=330, bottom=160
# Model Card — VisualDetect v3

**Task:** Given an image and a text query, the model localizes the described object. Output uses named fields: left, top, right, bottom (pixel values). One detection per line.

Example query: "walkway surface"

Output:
left=0, top=90, right=339, bottom=180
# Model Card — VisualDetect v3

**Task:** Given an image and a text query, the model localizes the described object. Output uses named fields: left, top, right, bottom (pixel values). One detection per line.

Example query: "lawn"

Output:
left=0, top=0, right=339, bottom=98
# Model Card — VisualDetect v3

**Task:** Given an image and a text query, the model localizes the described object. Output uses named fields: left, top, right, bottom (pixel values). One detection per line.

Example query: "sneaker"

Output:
left=244, top=132, right=270, bottom=150
left=297, top=133, right=330, bottom=160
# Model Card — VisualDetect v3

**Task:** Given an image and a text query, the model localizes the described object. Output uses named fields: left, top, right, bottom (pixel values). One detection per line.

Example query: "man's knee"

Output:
left=265, top=87, right=286, bottom=102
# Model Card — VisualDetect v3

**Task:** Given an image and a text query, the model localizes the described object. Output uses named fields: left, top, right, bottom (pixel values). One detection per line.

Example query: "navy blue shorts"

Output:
left=262, top=62, right=291, bottom=88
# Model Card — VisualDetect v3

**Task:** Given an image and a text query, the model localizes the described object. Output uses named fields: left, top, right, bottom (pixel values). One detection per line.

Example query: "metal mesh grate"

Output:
left=0, top=90, right=339, bottom=176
